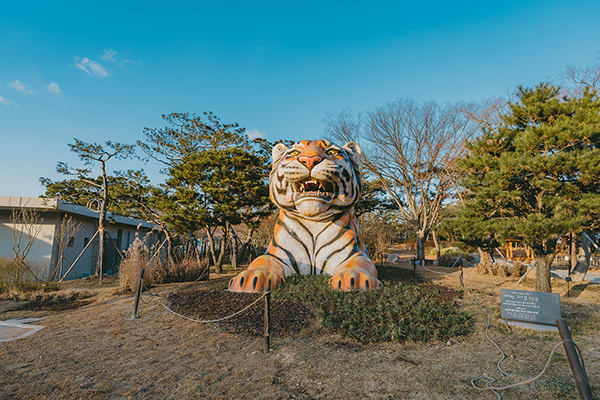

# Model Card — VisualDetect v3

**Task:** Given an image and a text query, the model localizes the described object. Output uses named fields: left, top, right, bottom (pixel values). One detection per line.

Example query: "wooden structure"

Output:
left=505, top=239, right=534, bottom=261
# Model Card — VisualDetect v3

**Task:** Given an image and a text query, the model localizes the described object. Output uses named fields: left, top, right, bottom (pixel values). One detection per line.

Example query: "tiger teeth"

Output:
left=297, top=180, right=329, bottom=197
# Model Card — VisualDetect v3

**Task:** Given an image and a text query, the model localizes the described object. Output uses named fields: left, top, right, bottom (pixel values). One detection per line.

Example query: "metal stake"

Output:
left=555, top=318, right=593, bottom=400
left=264, top=288, right=271, bottom=353
left=131, top=269, right=145, bottom=319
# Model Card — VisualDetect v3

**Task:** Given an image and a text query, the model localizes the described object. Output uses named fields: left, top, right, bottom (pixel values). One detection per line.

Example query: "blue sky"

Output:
left=1, top=0, right=599, bottom=197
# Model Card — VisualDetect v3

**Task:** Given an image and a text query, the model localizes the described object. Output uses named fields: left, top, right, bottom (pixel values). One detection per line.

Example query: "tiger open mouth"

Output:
left=296, top=179, right=334, bottom=200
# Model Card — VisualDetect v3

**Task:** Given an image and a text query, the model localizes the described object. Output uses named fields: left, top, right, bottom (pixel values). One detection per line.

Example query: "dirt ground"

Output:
left=1, top=263, right=599, bottom=400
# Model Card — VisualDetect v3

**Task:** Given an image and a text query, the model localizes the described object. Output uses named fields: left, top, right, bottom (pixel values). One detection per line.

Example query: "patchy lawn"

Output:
left=0, top=267, right=599, bottom=399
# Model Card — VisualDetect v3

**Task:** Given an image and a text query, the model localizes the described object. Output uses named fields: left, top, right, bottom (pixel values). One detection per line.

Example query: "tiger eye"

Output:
left=287, top=150, right=300, bottom=157
left=326, top=149, right=339, bottom=156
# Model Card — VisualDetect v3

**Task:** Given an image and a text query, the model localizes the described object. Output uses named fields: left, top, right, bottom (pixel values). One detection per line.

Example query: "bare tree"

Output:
left=454, top=96, right=511, bottom=134
left=57, top=139, right=136, bottom=283
left=51, top=215, right=82, bottom=280
left=326, top=99, right=477, bottom=260
left=562, top=57, right=600, bottom=93
left=10, top=208, right=44, bottom=281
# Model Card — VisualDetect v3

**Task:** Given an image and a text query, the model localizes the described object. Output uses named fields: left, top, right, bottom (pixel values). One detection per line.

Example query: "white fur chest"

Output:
left=267, top=210, right=360, bottom=276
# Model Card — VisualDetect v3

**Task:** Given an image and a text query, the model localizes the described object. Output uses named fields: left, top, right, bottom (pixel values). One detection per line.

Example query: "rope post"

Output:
left=131, top=269, right=145, bottom=320
left=411, top=258, right=416, bottom=272
left=556, top=318, right=593, bottom=400
left=264, top=288, right=271, bottom=353
left=459, top=264, right=465, bottom=288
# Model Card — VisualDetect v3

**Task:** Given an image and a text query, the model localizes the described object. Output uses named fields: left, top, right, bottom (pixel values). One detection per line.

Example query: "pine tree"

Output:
left=456, top=83, right=600, bottom=292
left=153, top=147, right=270, bottom=273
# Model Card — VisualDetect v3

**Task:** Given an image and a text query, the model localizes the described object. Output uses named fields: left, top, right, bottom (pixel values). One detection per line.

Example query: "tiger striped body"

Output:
left=229, top=140, right=380, bottom=292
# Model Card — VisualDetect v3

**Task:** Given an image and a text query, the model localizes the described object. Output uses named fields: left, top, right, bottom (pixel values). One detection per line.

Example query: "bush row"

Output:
left=273, top=271, right=472, bottom=343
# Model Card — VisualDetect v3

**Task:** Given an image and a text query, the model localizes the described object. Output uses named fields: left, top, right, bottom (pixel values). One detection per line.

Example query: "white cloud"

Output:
left=47, top=81, right=61, bottom=94
left=102, top=49, right=117, bottom=62
left=0, top=96, right=11, bottom=105
left=101, top=48, right=136, bottom=67
left=246, top=129, right=266, bottom=140
left=9, top=80, right=33, bottom=95
left=74, top=57, right=109, bottom=78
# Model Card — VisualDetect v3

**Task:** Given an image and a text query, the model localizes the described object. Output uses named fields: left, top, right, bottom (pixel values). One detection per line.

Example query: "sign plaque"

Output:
left=501, top=289, right=561, bottom=326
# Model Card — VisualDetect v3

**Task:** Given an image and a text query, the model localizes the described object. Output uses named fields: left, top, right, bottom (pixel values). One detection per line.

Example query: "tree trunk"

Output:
left=164, top=229, right=177, bottom=266
left=569, top=232, right=578, bottom=274
left=205, top=226, right=218, bottom=269
left=214, top=224, right=230, bottom=273
left=97, top=160, right=108, bottom=285
left=236, top=227, right=255, bottom=266
left=231, top=236, right=238, bottom=270
left=431, top=230, right=441, bottom=260
left=415, top=229, right=426, bottom=261
left=535, top=252, right=556, bottom=293
left=237, top=240, right=250, bottom=265
left=571, top=233, right=591, bottom=283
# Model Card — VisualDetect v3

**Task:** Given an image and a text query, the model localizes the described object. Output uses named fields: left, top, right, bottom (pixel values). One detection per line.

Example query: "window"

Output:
left=117, top=229, right=123, bottom=249
left=67, top=236, right=75, bottom=247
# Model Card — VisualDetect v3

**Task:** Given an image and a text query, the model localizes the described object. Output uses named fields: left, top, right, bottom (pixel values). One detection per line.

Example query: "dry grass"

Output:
left=0, top=256, right=50, bottom=294
left=0, top=266, right=599, bottom=399
left=476, top=255, right=528, bottom=278
left=119, top=238, right=209, bottom=292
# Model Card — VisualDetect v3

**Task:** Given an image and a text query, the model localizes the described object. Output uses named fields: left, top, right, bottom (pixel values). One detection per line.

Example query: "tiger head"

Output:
left=270, top=140, right=362, bottom=219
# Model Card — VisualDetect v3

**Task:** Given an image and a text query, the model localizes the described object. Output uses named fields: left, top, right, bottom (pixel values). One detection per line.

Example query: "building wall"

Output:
left=57, top=217, right=151, bottom=280
left=57, top=214, right=100, bottom=280
left=1, top=208, right=155, bottom=281
left=0, top=209, right=57, bottom=278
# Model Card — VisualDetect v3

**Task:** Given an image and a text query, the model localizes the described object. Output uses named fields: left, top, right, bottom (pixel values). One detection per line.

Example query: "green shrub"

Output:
left=430, top=247, right=462, bottom=256
left=438, top=254, right=459, bottom=268
left=273, top=270, right=471, bottom=343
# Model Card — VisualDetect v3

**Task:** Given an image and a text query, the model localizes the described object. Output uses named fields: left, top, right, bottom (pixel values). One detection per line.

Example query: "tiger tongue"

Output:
left=298, top=180, right=322, bottom=197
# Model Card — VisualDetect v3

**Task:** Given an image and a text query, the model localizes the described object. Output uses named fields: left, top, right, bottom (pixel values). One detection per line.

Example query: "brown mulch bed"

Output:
left=419, top=283, right=464, bottom=302
left=18, top=297, right=94, bottom=312
left=168, top=289, right=312, bottom=337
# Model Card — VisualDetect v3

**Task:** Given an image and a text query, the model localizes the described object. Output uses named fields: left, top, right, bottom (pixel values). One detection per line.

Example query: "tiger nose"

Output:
left=298, top=155, right=323, bottom=170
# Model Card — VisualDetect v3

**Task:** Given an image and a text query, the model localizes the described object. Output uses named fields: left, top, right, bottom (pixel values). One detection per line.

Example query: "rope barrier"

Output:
left=484, top=318, right=513, bottom=378
left=414, top=261, right=482, bottom=306
left=416, top=264, right=461, bottom=275
left=139, top=291, right=155, bottom=304
left=413, top=259, right=581, bottom=398
left=471, top=341, right=565, bottom=395
left=143, top=284, right=268, bottom=324
left=131, top=253, right=589, bottom=397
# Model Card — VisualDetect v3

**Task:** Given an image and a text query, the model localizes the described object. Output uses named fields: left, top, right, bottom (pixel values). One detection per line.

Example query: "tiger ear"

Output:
left=272, top=143, right=288, bottom=164
left=342, top=142, right=362, bottom=159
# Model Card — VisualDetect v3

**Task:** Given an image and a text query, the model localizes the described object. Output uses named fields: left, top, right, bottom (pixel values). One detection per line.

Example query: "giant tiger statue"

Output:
left=229, top=140, right=381, bottom=292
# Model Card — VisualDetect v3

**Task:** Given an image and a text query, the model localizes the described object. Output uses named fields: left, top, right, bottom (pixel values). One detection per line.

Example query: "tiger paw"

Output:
left=328, top=271, right=381, bottom=291
left=229, top=269, right=285, bottom=293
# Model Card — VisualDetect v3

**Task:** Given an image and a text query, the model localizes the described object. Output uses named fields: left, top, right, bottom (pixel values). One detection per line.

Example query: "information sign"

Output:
left=501, top=289, right=561, bottom=326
